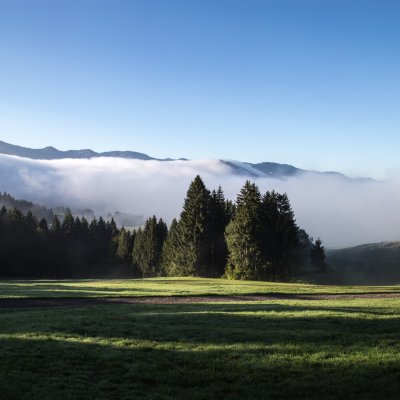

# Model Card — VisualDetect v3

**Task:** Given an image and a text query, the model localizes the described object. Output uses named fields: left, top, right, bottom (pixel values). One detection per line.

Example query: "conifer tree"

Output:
left=161, top=218, right=182, bottom=276
left=132, top=216, right=168, bottom=277
left=116, top=227, right=130, bottom=263
left=225, top=181, right=264, bottom=280
left=261, top=191, right=300, bottom=280
left=51, top=215, right=61, bottom=232
left=62, top=209, right=75, bottom=236
left=310, top=238, right=327, bottom=272
left=38, top=218, right=49, bottom=234
left=175, top=175, right=212, bottom=276
left=208, top=187, right=230, bottom=277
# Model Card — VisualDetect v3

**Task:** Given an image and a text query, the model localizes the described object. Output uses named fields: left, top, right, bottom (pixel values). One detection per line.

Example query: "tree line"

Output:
left=0, top=176, right=326, bottom=280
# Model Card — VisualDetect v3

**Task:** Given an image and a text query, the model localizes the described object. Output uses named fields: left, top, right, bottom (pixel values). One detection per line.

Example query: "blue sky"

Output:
left=0, top=0, right=399, bottom=178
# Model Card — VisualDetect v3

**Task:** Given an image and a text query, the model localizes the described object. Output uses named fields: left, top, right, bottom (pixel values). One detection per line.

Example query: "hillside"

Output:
left=0, top=192, right=54, bottom=222
left=0, top=140, right=155, bottom=161
left=0, top=140, right=362, bottom=180
left=327, top=242, right=400, bottom=284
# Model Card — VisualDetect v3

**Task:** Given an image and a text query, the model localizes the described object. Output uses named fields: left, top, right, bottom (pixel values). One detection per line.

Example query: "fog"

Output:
left=0, top=154, right=399, bottom=248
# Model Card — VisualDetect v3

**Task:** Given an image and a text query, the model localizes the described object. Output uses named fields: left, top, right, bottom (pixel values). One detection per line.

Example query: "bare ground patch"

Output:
left=1, top=292, right=400, bottom=309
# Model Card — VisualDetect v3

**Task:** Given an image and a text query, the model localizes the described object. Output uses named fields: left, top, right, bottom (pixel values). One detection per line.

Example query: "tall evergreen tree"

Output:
left=225, top=181, right=264, bottom=280
left=62, top=209, right=75, bottom=236
left=132, top=216, right=167, bottom=277
left=208, top=187, right=230, bottom=277
left=261, top=191, right=300, bottom=281
left=174, top=175, right=212, bottom=276
left=161, top=218, right=182, bottom=276
left=116, top=227, right=130, bottom=264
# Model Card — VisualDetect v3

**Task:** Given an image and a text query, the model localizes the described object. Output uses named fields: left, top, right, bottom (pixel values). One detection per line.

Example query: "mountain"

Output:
left=326, top=242, right=400, bottom=284
left=0, top=140, right=367, bottom=180
left=0, top=140, right=155, bottom=161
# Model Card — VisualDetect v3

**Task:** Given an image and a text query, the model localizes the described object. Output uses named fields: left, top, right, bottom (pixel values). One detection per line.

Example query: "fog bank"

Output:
left=0, top=154, right=399, bottom=247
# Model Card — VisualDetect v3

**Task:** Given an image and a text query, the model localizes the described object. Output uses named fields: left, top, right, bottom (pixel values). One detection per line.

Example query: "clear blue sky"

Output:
left=1, top=0, right=399, bottom=178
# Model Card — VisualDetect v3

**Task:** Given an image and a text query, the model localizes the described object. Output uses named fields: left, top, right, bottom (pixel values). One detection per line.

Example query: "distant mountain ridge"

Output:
left=0, top=140, right=368, bottom=181
left=0, top=140, right=155, bottom=161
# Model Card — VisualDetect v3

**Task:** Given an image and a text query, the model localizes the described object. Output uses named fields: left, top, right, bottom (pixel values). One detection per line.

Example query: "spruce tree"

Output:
left=310, top=238, right=327, bottom=272
left=225, top=181, right=264, bottom=280
left=208, top=187, right=230, bottom=277
left=132, top=217, right=167, bottom=277
left=51, top=215, right=61, bottom=232
left=175, top=175, right=212, bottom=276
left=62, top=209, right=75, bottom=236
left=161, top=218, right=182, bottom=276
left=261, top=191, right=300, bottom=281
left=116, top=227, right=130, bottom=264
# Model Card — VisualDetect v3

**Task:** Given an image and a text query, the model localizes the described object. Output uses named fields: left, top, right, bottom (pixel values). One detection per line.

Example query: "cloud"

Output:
left=0, top=154, right=399, bottom=247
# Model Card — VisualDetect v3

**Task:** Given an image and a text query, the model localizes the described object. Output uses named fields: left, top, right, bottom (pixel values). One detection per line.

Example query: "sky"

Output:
left=1, top=0, right=400, bottom=179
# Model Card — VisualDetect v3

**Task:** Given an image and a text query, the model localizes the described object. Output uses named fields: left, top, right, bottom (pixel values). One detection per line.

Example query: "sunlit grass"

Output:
left=1, top=298, right=400, bottom=399
left=1, top=277, right=400, bottom=298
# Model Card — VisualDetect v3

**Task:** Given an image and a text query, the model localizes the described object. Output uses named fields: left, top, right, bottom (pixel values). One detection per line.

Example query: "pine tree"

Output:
left=161, top=218, right=182, bottom=276
left=132, top=216, right=168, bottom=277
left=62, top=209, right=75, bottom=236
left=208, top=187, right=230, bottom=277
left=175, top=176, right=212, bottom=276
left=38, top=218, right=49, bottom=234
left=261, top=191, right=300, bottom=281
left=51, top=215, right=62, bottom=232
left=116, top=227, right=130, bottom=264
left=310, top=238, right=327, bottom=272
left=225, top=181, right=264, bottom=280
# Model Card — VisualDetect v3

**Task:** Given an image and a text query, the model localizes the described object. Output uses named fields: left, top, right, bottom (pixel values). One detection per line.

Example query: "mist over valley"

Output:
left=1, top=141, right=399, bottom=248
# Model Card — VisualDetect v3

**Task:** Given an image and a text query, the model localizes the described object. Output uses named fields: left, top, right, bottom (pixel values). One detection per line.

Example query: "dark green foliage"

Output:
left=0, top=206, right=124, bottom=278
left=162, top=176, right=232, bottom=278
left=175, top=176, right=211, bottom=276
left=132, top=216, right=168, bottom=277
left=225, top=183, right=306, bottom=281
left=161, top=218, right=183, bottom=276
left=225, top=181, right=264, bottom=280
left=116, top=228, right=131, bottom=264
left=261, top=191, right=301, bottom=280
left=0, top=176, right=317, bottom=281
left=208, top=187, right=230, bottom=277
left=0, top=192, right=54, bottom=222
left=311, top=238, right=327, bottom=272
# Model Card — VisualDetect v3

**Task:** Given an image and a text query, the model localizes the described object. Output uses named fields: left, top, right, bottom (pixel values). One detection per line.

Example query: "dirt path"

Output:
left=1, top=292, right=400, bottom=309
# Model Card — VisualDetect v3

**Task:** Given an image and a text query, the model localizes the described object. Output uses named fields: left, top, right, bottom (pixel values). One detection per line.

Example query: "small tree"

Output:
left=116, top=227, right=130, bottom=264
left=310, top=238, right=327, bottom=272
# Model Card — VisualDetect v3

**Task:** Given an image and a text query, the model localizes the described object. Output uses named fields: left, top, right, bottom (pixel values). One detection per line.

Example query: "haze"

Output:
left=1, top=153, right=399, bottom=248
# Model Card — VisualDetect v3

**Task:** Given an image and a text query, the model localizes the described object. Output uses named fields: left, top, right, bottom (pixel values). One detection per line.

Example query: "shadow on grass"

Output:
left=1, top=302, right=400, bottom=399
left=1, top=334, right=400, bottom=400
left=0, top=283, right=170, bottom=296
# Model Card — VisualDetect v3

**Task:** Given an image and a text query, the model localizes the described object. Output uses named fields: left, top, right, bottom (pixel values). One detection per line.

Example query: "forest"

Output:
left=0, top=176, right=326, bottom=280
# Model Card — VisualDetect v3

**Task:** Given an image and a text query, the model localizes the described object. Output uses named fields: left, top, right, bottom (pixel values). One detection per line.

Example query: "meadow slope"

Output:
left=1, top=279, right=400, bottom=399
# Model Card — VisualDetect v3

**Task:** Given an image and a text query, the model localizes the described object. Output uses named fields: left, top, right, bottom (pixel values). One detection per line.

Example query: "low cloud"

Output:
left=0, top=154, right=399, bottom=247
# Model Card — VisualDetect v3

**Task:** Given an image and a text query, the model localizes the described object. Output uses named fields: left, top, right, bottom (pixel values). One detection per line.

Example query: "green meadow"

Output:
left=1, top=278, right=400, bottom=399
left=1, top=277, right=400, bottom=298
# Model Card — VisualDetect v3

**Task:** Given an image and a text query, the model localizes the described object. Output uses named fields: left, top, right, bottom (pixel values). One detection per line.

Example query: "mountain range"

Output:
left=0, top=140, right=367, bottom=181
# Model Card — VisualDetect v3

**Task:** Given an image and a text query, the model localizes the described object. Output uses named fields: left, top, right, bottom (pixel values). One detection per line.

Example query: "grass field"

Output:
left=1, top=278, right=400, bottom=399
left=1, top=277, right=400, bottom=298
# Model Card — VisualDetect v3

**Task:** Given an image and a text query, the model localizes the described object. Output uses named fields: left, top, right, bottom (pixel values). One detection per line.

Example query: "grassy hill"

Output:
left=326, top=241, right=400, bottom=284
